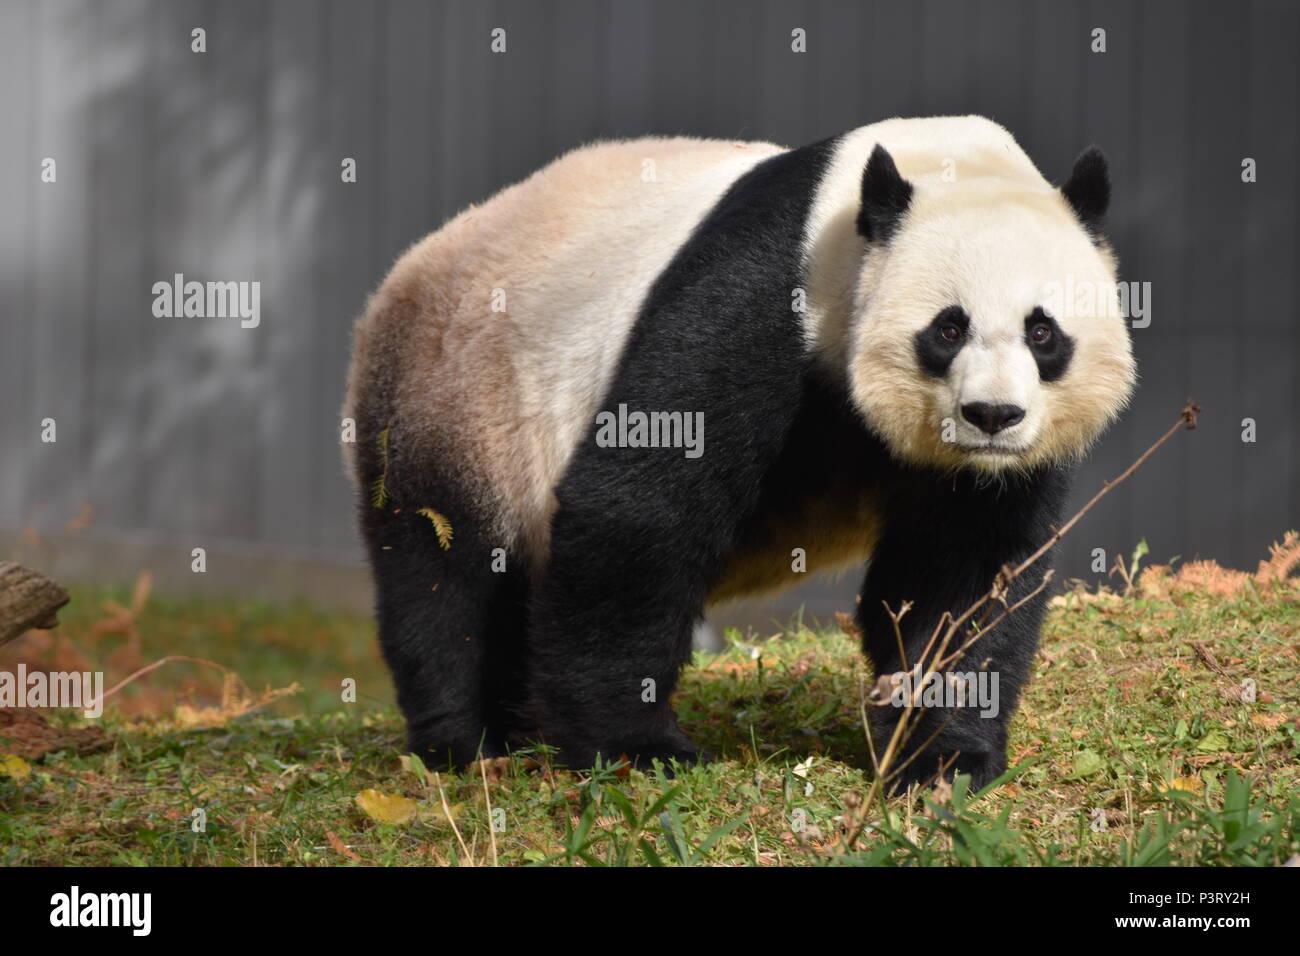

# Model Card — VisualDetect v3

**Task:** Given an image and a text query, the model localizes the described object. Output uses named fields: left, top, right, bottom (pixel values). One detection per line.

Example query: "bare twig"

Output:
left=433, top=770, right=475, bottom=866
left=884, top=600, right=912, bottom=672
left=479, top=758, right=500, bottom=867
left=101, top=655, right=234, bottom=702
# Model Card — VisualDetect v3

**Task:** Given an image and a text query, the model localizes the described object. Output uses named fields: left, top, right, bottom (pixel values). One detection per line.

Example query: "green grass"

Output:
left=2, top=568, right=1297, bottom=866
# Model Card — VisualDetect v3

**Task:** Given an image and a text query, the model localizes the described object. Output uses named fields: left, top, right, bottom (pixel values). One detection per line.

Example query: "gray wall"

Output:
left=1, top=0, right=1296, bottom=623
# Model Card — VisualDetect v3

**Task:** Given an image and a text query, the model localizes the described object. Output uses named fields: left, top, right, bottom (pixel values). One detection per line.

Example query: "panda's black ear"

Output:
left=1061, top=146, right=1110, bottom=234
left=857, top=144, right=913, bottom=243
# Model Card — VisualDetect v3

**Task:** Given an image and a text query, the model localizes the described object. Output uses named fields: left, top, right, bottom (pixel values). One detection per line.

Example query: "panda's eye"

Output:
left=939, top=323, right=962, bottom=343
left=1030, top=323, right=1052, bottom=345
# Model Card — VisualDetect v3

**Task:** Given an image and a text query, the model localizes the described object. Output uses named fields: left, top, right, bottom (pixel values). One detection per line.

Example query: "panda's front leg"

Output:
left=860, top=558, right=1048, bottom=794
left=857, top=469, right=1067, bottom=794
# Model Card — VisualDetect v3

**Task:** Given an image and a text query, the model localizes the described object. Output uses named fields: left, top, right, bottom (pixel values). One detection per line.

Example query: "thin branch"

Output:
left=884, top=600, right=912, bottom=672
left=1006, top=400, right=1199, bottom=584
left=101, top=655, right=234, bottom=702
left=479, top=758, right=500, bottom=868
left=433, top=770, right=475, bottom=866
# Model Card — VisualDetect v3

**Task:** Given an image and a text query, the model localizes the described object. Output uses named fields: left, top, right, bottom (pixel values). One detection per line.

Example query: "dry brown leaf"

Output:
left=1257, top=530, right=1300, bottom=583
left=1250, top=713, right=1289, bottom=730
left=469, top=756, right=512, bottom=783
left=326, top=829, right=361, bottom=862
left=173, top=673, right=300, bottom=729
left=834, top=611, right=862, bottom=640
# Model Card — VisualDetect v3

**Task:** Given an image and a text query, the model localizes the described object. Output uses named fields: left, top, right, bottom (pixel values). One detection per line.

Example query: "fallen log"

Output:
left=0, top=562, right=70, bottom=646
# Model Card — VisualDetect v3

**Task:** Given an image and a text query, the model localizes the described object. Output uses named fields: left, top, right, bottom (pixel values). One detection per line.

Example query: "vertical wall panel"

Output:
left=142, top=0, right=209, bottom=542
left=1184, top=1, right=1249, bottom=562
left=1241, top=0, right=1299, bottom=558
left=84, top=0, right=154, bottom=535
left=29, top=0, right=95, bottom=543
left=1121, top=1, right=1190, bottom=573
left=317, top=0, right=384, bottom=554
left=0, top=0, right=37, bottom=526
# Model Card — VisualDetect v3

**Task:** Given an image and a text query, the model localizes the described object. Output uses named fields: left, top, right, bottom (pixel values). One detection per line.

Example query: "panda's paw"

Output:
left=406, top=730, right=506, bottom=772
left=946, top=750, right=1007, bottom=793
left=884, top=748, right=1006, bottom=797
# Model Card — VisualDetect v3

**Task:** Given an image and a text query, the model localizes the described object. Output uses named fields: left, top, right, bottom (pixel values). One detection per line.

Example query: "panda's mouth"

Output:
left=957, top=443, right=1027, bottom=457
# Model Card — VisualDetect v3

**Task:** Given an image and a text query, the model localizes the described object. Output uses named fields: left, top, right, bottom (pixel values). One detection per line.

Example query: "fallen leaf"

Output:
left=355, top=788, right=418, bottom=825
left=1070, top=750, right=1104, bottom=778
left=834, top=612, right=862, bottom=640
left=1194, top=729, right=1230, bottom=753
left=173, top=675, right=301, bottom=729
left=1158, top=776, right=1204, bottom=794
left=1250, top=713, right=1289, bottom=730
left=469, top=756, right=512, bottom=783
left=0, top=753, right=31, bottom=780
left=326, top=829, right=361, bottom=862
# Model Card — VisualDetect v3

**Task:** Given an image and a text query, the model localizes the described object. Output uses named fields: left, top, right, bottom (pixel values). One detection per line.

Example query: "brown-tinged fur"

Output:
left=343, top=137, right=782, bottom=569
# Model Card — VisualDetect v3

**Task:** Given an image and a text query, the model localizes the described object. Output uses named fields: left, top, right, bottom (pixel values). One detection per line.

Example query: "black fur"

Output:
left=527, top=137, right=838, bottom=769
left=857, top=465, right=1070, bottom=792
left=857, top=144, right=914, bottom=243
left=1025, top=306, right=1076, bottom=382
left=351, top=303, right=530, bottom=768
left=914, top=305, right=971, bottom=379
left=357, top=474, right=532, bottom=767
left=1060, top=146, right=1110, bottom=236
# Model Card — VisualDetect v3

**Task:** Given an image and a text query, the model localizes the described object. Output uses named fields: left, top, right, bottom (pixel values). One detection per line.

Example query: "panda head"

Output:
left=848, top=143, right=1137, bottom=474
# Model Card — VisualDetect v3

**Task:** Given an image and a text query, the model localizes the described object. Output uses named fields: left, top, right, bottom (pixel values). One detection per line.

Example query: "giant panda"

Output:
left=343, top=115, right=1136, bottom=791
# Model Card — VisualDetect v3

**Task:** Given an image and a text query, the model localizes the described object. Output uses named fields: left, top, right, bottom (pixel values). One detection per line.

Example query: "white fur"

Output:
left=344, top=137, right=781, bottom=563
left=801, top=115, right=1136, bottom=471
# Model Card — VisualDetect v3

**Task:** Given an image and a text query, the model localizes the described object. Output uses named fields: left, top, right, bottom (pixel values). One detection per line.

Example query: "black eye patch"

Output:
left=913, top=305, right=969, bottom=378
left=1024, top=307, right=1075, bottom=382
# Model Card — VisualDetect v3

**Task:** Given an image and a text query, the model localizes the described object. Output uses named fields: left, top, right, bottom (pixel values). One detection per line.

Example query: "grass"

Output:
left=1, top=555, right=1298, bottom=866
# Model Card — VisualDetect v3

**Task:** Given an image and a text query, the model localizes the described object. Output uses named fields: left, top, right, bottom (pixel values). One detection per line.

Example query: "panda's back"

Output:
left=344, top=136, right=784, bottom=553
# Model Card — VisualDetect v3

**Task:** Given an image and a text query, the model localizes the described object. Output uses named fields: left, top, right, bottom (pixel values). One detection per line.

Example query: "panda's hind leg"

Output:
left=359, top=472, right=528, bottom=769
left=525, top=477, right=709, bottom=773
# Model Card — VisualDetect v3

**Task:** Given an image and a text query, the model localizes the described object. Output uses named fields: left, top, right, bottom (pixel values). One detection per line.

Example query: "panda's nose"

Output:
left=961, top=402, right=1025, bottom=435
